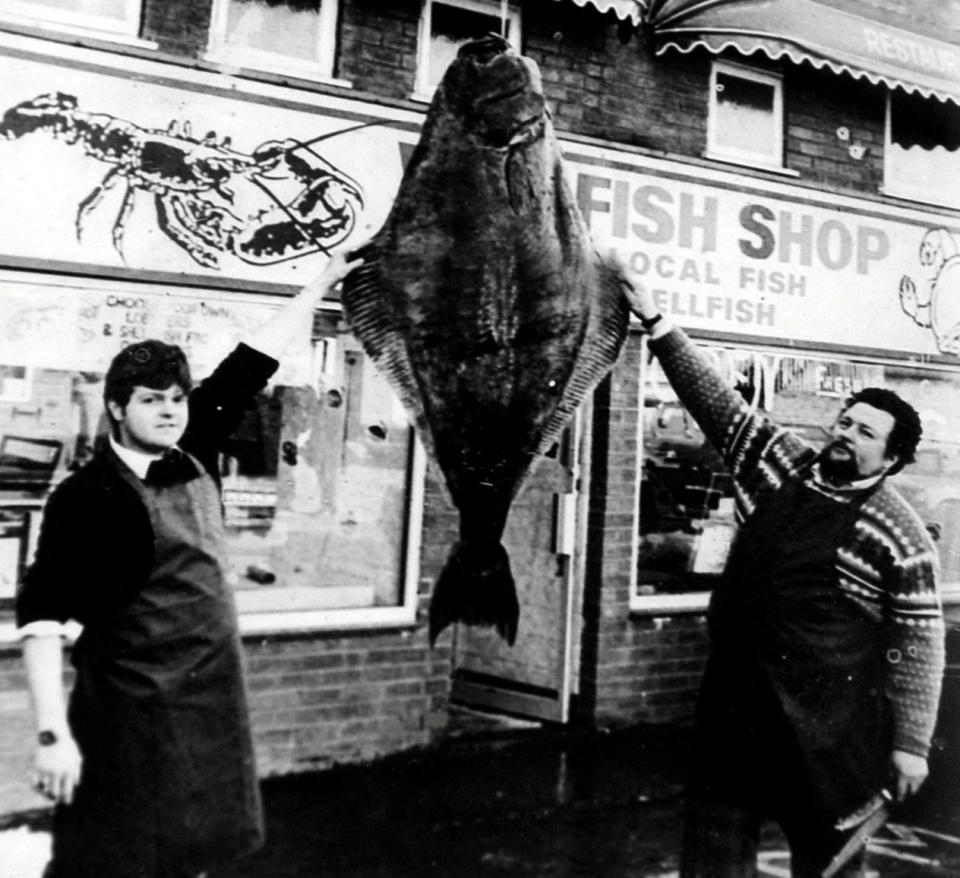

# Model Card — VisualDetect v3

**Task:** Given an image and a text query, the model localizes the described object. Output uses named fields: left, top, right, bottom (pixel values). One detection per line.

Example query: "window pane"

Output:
left=891, top=91, right=960, bottom=151
left=224, top=0, right=323, bottom=63
left=714, top=72, right=776, bottom=156
left=19, top=0, right=127, bottom=18
left=429, top=3, right=509, bottom=90
left=887, top=91, right=960, bottom=207
left=638, top=348, right=960, bottom=595
left=223, top=338, right=413, bottom=611
left=0, top=288, right=414, bottom=618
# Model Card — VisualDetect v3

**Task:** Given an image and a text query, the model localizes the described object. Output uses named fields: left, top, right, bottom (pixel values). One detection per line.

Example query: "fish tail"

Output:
left=429, top=541, right=519, bottom=647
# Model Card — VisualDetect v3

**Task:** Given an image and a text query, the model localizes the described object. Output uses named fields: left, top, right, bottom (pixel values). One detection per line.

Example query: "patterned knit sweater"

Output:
left=649, top=326, right=945, bottom=758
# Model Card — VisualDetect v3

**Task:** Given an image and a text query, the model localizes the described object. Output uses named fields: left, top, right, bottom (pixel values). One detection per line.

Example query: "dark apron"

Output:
left=51, top=459, right=264, bottom=878
left=690, top=478, right=888, bottom=824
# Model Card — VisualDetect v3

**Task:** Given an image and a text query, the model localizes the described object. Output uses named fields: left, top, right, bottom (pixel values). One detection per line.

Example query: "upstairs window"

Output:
left=1, top=0, right=141, bottom=36
left=415, top=0, right=521, bottom=99
left=707, top=60, right=784, bottom=171
left=207, top=0, right=339, bottom=80
left=885, top=90, right=960, bottom=209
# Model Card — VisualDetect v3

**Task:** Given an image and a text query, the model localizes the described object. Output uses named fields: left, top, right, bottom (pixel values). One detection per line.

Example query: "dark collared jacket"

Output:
left=17, top=342, right=278, bottom=628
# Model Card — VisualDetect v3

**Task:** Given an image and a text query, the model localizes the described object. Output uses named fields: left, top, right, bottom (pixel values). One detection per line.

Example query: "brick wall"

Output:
left=0, top=463, right=455, bottom=816
left=245, top=629, right=451, bottom=776
left=525, top=11, right=708, bottom=154
left=578, top=333, right=710, bottom=728
left=0, top=624, right=451, bottom=815
left=133, top=0, right=896, bottom=201
left=339, top=0, right=422, bottom=99
left=786, top=64, right=886, bottom=195
left=141, top=0, right=214, bottom=56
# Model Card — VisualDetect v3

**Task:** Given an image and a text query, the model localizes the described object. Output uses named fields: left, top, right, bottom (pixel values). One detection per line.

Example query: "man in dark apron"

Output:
left=619, top=269, right=945, bottom=877
left=17, top=251, right=360, bottom=878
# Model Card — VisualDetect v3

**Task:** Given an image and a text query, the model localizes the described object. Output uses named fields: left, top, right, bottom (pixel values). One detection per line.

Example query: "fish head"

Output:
left=436, top=35, right=546, bottom=148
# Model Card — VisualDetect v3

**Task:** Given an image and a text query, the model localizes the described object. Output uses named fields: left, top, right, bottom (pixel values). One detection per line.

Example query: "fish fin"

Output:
left=536, top=266, right=630, bottom=455
left=429, top=542, right=519, bottom=646
left=341, top=240, right=438, bottom=462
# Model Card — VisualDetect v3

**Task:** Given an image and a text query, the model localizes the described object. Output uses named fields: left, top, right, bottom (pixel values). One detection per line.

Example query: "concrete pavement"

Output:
left=3, top=718, right=959, bottom=877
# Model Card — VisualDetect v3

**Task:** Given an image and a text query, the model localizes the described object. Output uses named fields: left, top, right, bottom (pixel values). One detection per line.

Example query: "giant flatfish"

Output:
left=342, top=35, right=628, bottom=645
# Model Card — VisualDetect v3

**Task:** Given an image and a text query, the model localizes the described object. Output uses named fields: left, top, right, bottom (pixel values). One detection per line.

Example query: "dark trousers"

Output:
left=680, top=797, right=867, bottom=878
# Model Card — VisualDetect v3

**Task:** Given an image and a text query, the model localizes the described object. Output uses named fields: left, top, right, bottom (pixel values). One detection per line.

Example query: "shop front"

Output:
left=0, top=31, right=438, bottom=638
left=0, top=27, right=599, bottom=810
left=569, top=136, right=960, bottom=726
left=0, top=31, right=461, bottom=813
left=2, top=11, right=960, bottom=814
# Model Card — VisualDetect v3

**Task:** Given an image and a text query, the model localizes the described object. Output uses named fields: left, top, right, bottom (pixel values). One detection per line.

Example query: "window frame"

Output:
left=706, top=59, right=785, bottom=172
left=413, top=0, right=522, bottom=101
left=0, top=0, right=142, bottom=38
left=630, top=333, right=960, bottom=615
left=237, top=429, right=425, bottom=636
left=882, top=90, right=960, bottom=209
left=0, top=271, right=427, bottom=642
left=206, top=0, right=341, bottom=82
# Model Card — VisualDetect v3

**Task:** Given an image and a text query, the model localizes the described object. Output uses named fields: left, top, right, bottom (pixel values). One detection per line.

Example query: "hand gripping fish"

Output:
left=342, top=35, right=629, bottom=645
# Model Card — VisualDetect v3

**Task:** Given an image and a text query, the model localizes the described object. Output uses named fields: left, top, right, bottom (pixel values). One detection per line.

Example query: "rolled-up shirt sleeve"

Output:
left=18, top=620, right=68, bottom=639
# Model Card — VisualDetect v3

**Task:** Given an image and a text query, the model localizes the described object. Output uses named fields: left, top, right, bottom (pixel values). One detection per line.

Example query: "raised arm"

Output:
left=617, top=261, right=815, bottom=515
left=620, top=266, right=755, bottom=457
left=246, top=250, right=363, bottom=360
left=181, top=250, right=363, bottom=470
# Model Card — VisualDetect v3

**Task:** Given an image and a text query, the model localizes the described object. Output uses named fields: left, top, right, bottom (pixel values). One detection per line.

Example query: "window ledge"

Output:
left=703, top=151, right=800, bottom=178
left=203, top=52, right=352, bottom=89
left=240, top=615, right=422, bottom=640
left=0, top=17, right=157, bottom=50
left=630, top=591, right=710, bottom=616
left=0, top=611, right=421, bottom=645
left=630, top=587, right=960, bottom=618
left=879, top=186, right=960, bottom=212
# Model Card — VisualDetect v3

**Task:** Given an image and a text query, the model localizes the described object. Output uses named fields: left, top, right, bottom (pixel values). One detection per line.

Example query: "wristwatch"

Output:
left=38, top=730, right=58, bottom=746
left=639, top=312, right=663, bottom=331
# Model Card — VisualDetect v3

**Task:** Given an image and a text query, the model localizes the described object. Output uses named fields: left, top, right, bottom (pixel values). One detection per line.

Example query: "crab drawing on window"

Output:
left=0, top=92, right=365, bottom=269
left=899, top=227, right=960, bottom=356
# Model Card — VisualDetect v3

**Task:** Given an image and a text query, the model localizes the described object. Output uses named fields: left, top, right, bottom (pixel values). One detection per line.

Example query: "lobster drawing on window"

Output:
left=0, top=92, right=365, bottom=269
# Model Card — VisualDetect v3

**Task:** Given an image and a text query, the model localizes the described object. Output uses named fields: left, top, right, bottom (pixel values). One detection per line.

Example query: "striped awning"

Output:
left=563, top=0, right=646, bottom=25
left=647, top=0, right=960, bottom=105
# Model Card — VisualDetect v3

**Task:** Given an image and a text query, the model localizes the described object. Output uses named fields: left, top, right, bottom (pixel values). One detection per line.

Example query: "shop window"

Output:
left=1, top=0, right=141, bottom=36
left=0, top=278, right=421, bottom=629
left=207, top=0, right=339, bottom=81
left=634, top=342, right=960, bottom=605
left=414, top=0, right=521, bottom=98
left=707, top=60, right=783, bottom=171
left=885, top=90, right=960, bottom=209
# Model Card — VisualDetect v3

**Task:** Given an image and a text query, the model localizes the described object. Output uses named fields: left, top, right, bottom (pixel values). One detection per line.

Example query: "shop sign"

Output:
left=0, top=274, right=312, bottom=382
left=1, top=33, right=958, bottom=362
left=571, top=148, right=960, bottom=360
left=0, top=34, right=419, bottom=289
